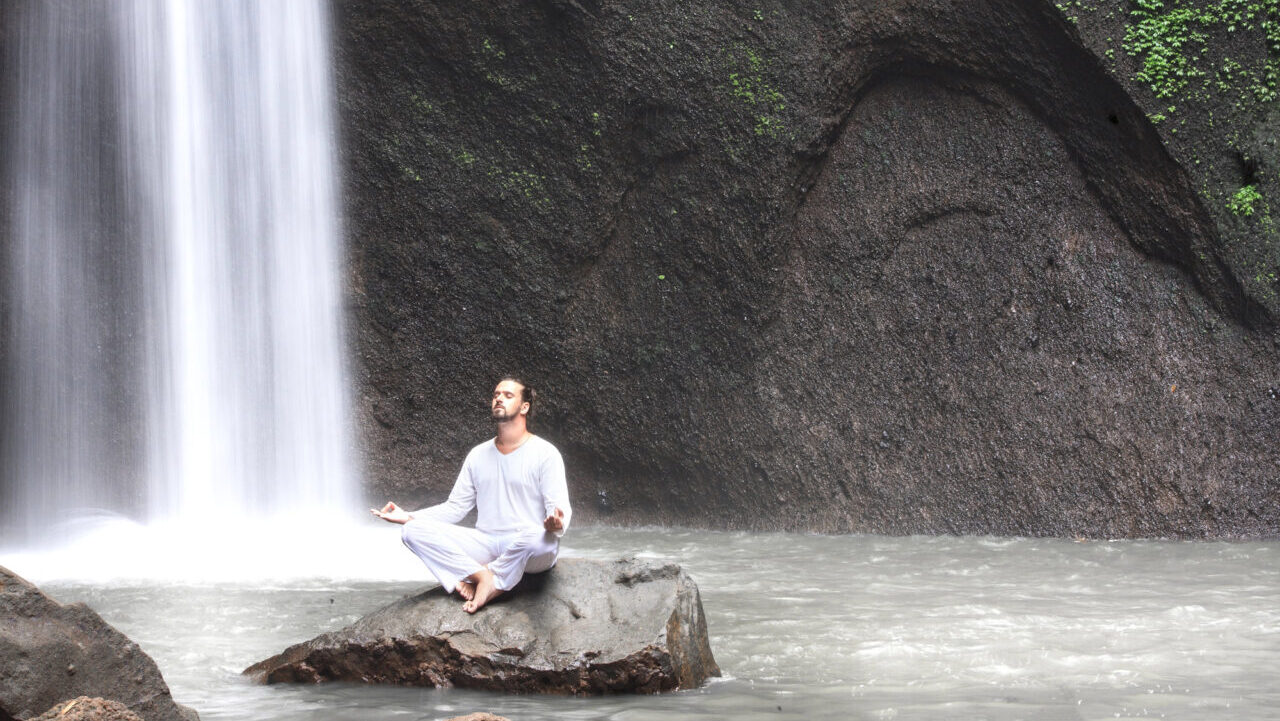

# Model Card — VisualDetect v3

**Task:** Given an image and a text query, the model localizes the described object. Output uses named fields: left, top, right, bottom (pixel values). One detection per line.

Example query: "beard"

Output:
left=492, top=405, right=517, bottom=421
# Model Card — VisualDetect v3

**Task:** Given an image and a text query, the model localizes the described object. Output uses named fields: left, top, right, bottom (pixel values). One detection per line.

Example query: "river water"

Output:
left=14, top=526, right=1279, bottom=721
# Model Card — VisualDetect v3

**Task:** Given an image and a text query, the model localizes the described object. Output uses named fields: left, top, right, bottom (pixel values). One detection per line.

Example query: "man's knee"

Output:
left=496, top=529, right=558, bottom=573
left=505, top=527, right=554, bottom=553
left=401, top=517, right=445, bottom=547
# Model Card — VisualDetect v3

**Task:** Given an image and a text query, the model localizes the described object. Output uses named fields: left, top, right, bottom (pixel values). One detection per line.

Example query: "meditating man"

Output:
left=372, top=377, right=571, bottom=613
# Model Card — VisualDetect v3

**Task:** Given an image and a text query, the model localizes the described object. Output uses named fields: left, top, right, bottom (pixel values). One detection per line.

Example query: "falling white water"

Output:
left=3, top=1, right=137, bottom=538
left=2, top=0, right=356, bottom=557
left=133, top=0, right=352, bottom=521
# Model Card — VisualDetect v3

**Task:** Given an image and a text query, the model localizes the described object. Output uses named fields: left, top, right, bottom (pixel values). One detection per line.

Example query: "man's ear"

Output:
left=520, top=402, right=530, bottom=415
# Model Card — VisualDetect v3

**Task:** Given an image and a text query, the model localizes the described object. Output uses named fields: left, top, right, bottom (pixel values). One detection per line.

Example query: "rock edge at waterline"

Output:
left=0, top=566, right=198, bottom=721
left=243, top=557, right=719, bottom=694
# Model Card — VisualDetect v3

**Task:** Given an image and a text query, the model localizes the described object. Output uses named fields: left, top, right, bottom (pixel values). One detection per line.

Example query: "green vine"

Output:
left=1123, top=0, right=1279, bottom=100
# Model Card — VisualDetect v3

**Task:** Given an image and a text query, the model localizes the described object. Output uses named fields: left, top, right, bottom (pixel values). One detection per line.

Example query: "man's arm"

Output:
left=540, top=448, right=571, bottom=537
left=412, top=452, right=478, bottom=523
left=371, top=451, right=478, bottom=525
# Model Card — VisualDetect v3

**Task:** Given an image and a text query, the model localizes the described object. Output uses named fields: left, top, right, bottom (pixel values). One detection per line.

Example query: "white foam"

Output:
left=1, top=511, right=424, bottom=585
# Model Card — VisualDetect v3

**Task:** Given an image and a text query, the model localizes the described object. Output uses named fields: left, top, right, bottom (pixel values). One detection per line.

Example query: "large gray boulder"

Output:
left=244, top=557, right=719, bottom=694
left=0, top=566, right=196, bottom=721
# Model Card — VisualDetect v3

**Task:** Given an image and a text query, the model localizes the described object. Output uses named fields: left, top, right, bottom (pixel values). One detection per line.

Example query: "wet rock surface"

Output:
left=335, top=0, right=1279, bottom=538
left=30, top=698, right=143, bottom=721
left=0, top=567, right=197, bottom=721
left=243, top=558, right=719, bottom=694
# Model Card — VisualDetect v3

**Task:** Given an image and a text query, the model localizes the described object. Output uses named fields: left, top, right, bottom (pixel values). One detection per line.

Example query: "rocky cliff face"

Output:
left=1065, top=0, right=1280, bottom=322
left=337, top=0, right=1278, bottom=537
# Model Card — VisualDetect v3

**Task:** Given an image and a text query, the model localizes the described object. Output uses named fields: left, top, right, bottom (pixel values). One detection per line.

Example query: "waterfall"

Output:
left=2, top=0, right=354, bottom=547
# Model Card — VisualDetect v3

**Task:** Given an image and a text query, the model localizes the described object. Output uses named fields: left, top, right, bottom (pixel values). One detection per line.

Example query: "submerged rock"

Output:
left=0, top=566, right=197, bottom=721
left=244, top=557, right=719, bottom=694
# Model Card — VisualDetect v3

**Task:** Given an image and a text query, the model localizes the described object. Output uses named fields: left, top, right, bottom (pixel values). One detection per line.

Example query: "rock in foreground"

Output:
left=0, top=567, right=197, bottom=721
left=244, top=558, right=719, bottom=694
left=31, top=697, right=143, bottom=721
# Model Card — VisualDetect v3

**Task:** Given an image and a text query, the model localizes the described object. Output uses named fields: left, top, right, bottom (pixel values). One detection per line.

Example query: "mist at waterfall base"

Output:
left=1, top=0, right=355, bottom=559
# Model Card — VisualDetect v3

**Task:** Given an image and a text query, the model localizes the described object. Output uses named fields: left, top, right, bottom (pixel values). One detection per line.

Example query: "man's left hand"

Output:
left=544, top=507, right=565, bottom=533
left=371, top=501, right=412, bottom=524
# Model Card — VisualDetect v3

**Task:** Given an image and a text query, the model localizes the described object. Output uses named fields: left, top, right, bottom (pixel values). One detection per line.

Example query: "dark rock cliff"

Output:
left=1065, top=0, right=1280, bottom=322
left=341, top=0, right=1278, bottom=537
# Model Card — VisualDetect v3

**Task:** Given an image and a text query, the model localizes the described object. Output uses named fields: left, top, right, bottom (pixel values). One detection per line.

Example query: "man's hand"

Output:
left=543, top=507, right=565, bottom=533
left=371, top=502, right=412, bottom=524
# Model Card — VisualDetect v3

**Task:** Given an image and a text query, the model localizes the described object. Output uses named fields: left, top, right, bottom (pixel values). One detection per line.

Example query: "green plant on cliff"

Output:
left=437, top=138, right=552, bottom=211
left=1123, top=0, right=1279, bottom=100
left=1057, top=0, right=1108, bottom=23
left=724, top=45, right=788, bottom=139
left=1060, top=1, right=1280, bottom=315
left=1125, top=3, right=1210, bottom=98
left=491, top=168, right=551, bottom=209
left=477, top=36, right=511, bottom=88
left=1228, top=182, right=1264, bottom=215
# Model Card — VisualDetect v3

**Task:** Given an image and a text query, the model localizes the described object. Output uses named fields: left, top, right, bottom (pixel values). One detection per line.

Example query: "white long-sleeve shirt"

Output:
left=413, top=435, right=572, bottom=537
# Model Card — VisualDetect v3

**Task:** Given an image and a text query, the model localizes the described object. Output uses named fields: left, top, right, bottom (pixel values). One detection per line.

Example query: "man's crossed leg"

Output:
left=400, top=517, right=558, bottom=613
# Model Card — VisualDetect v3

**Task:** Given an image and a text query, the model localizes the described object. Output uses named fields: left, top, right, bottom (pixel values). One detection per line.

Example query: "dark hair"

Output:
left=499, top=375, right=536, bottom=421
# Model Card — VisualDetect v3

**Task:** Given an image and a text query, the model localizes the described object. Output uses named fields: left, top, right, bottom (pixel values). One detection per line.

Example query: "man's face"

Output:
left=491, top=380, right=528, bottom=422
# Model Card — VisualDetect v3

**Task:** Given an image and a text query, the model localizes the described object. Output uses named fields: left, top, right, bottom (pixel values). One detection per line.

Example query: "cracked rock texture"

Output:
left=0, top=567, right=197, bottom=721
left=337, top=0, right=1279, bottom=538
left=243, top=558, right=719, bottom=694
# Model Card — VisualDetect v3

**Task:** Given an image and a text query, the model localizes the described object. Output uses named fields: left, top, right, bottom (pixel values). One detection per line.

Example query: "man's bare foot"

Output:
left=463, top=568, right=503, bottom=614
left=456, top=579, right=476, bottom=602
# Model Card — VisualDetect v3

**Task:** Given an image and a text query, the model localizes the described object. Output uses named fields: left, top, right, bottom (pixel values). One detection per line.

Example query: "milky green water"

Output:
left=35, top=527, right=1280, bottom=721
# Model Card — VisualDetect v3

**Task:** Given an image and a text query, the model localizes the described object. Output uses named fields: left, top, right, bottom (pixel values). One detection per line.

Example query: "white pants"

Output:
left=400, top=518, right=559, bottom=592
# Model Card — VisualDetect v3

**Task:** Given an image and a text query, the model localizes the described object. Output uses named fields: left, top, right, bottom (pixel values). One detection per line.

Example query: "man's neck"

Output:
left=494, top=419, right=530, bottom=452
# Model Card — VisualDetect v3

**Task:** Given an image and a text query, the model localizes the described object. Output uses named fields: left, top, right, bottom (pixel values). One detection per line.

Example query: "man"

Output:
left=372, top=377, right=571, bottom=613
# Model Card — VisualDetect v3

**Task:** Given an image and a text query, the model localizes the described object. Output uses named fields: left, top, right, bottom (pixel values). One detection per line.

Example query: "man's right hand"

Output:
left=371, top=502, right=412, bottom=524
left=543, top=507, right=565, bottom=533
